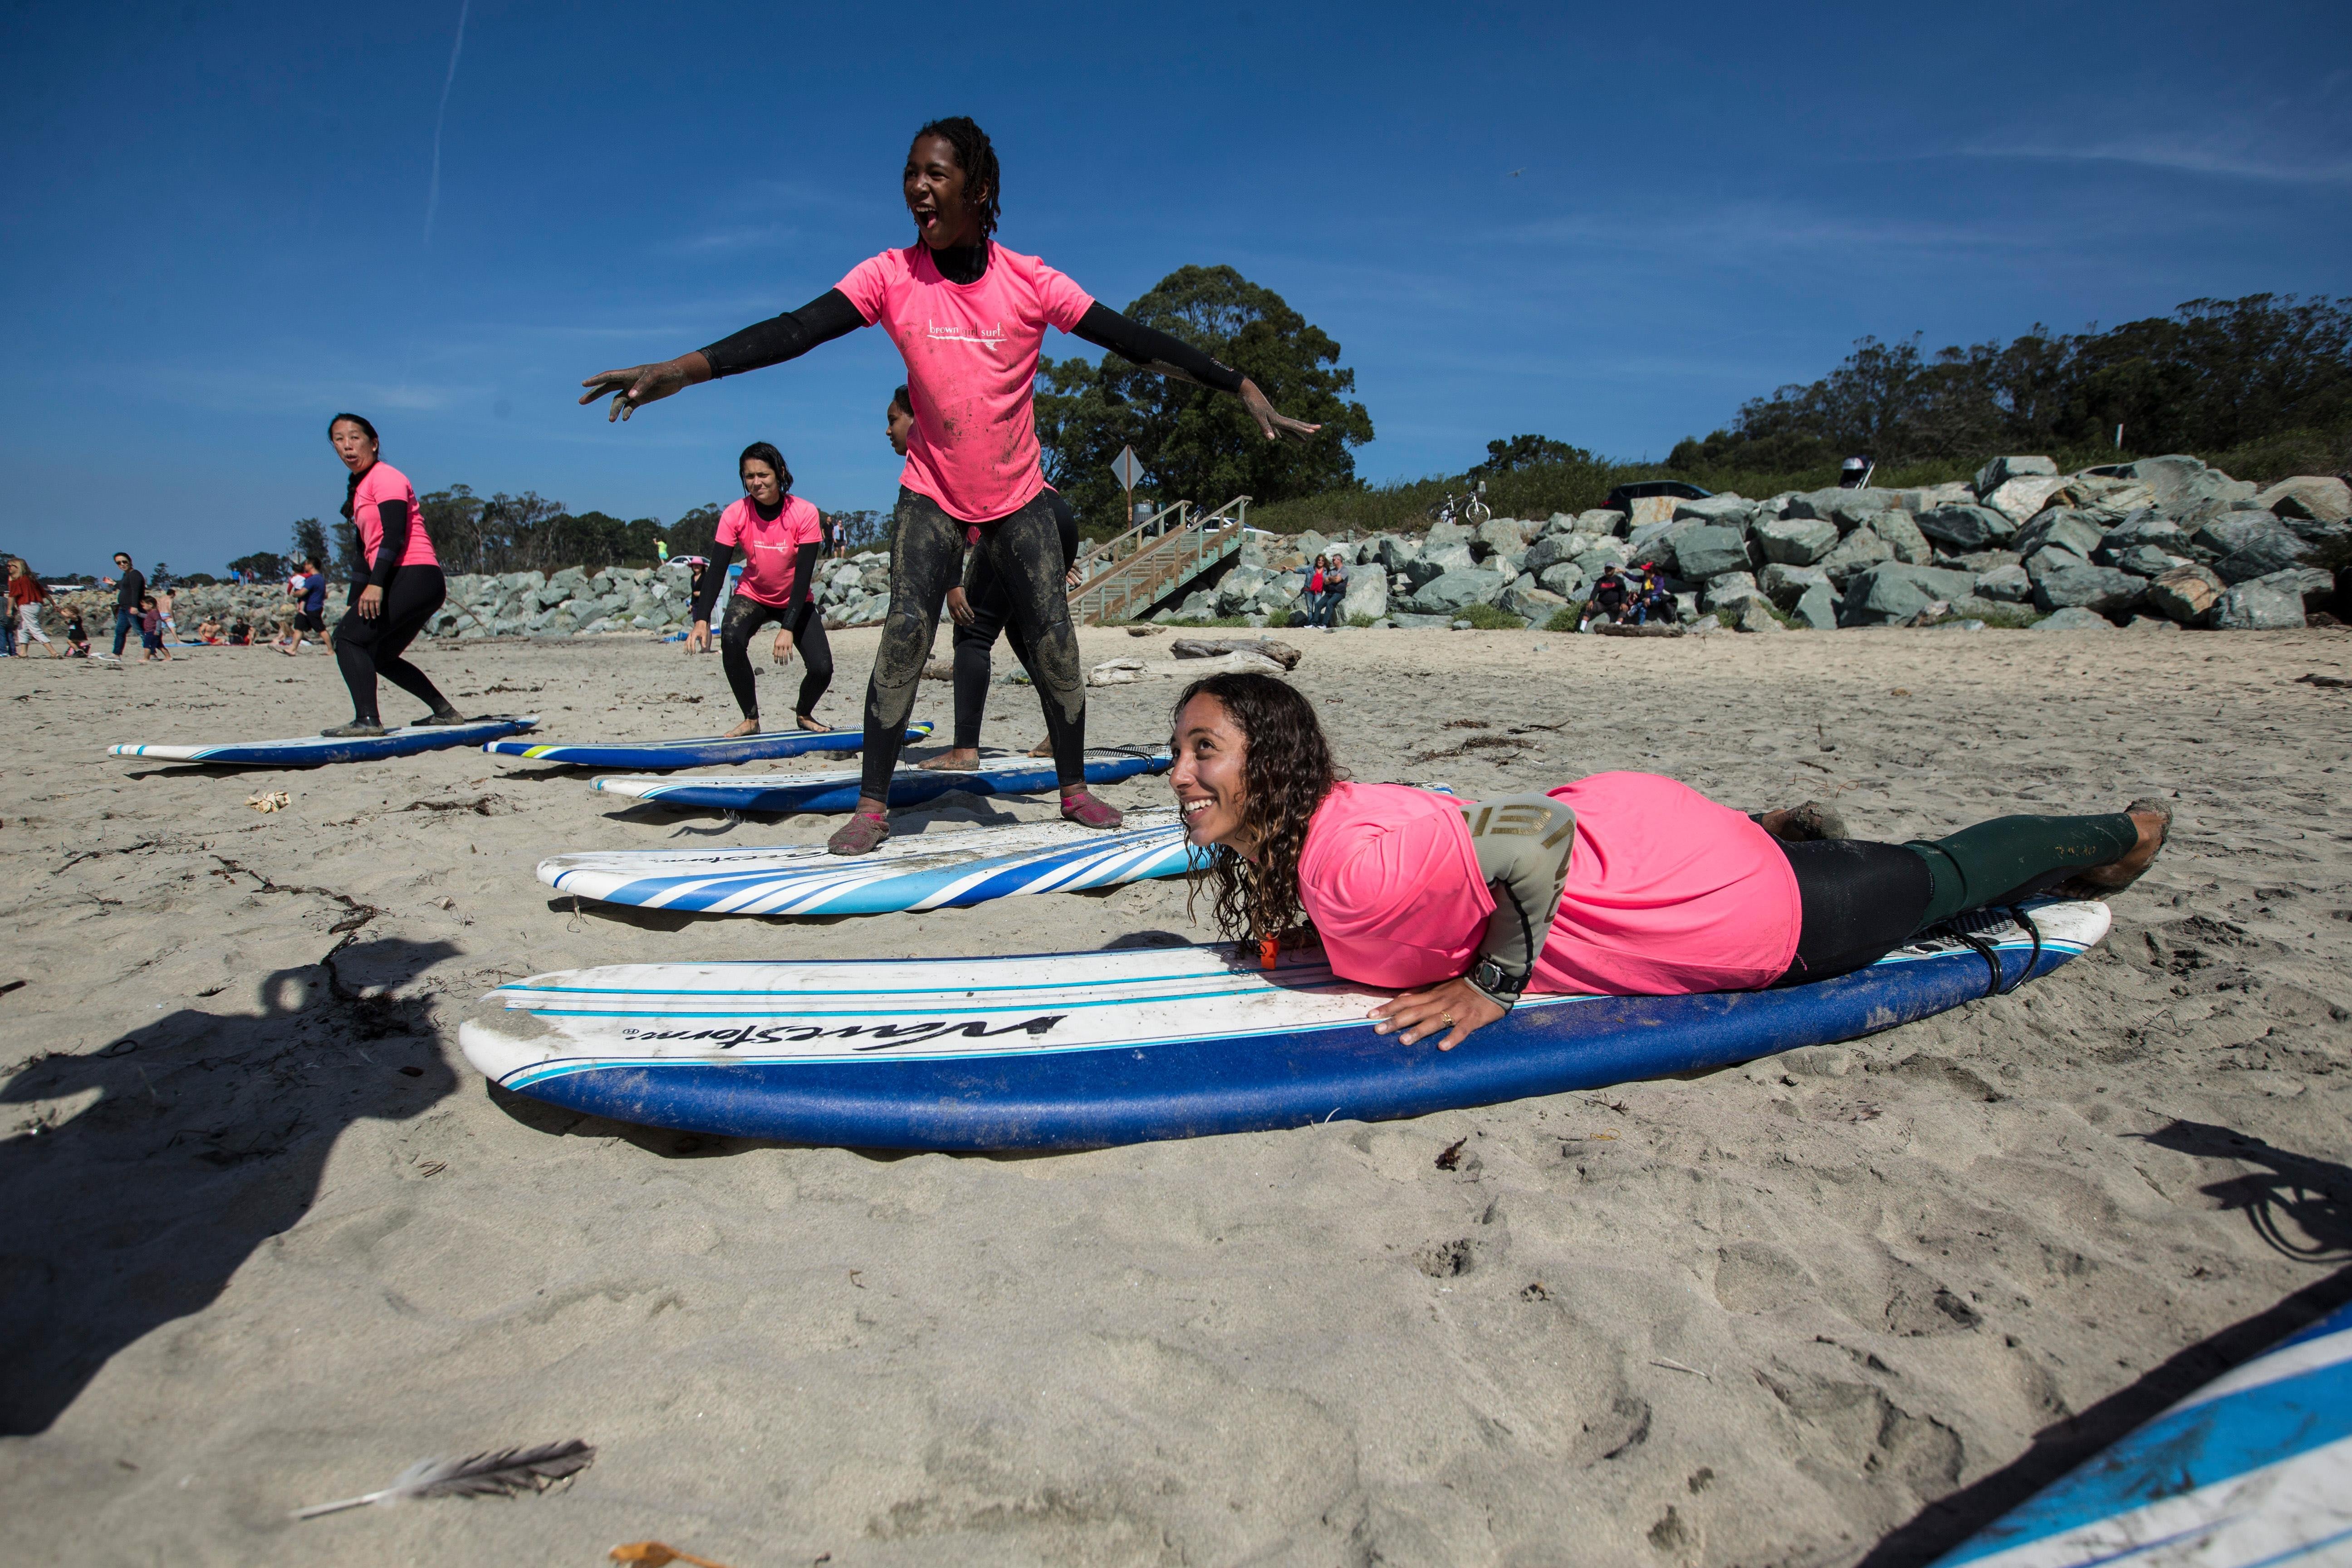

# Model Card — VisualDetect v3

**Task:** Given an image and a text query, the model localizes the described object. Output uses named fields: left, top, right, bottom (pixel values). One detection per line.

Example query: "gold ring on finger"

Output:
left=1442, top=1012, right=1455, bottom=1028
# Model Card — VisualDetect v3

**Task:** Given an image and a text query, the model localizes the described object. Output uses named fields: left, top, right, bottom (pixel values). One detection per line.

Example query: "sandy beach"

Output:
left=4, top=622, right=2349, bottom=1567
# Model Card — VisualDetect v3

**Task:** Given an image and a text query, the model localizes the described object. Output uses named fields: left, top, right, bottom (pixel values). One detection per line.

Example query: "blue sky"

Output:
left=4, top=0, right=2345, bottom=576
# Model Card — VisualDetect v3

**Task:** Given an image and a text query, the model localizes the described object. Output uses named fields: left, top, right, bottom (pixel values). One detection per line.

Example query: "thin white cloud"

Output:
left=1955, top=133, right=2352, bottom=186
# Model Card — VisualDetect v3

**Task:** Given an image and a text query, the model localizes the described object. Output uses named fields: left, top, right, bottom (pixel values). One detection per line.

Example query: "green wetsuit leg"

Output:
left=1906, top=813, right=2140, bottom=932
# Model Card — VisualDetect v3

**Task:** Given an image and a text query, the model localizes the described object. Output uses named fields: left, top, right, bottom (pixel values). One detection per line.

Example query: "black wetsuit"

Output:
left=333, top=473, right=452, bottom=726
left=112, top=567, right=145, bottom=656
left=688, top=508, right=829, bottom=724
left=951, top=488, right=1079, bottom=749
left=695, top=241, right=1248, bottom=797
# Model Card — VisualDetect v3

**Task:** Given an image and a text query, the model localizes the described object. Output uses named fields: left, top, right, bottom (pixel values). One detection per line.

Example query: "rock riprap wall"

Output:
left=1168, top=456, right=2347, bottom=633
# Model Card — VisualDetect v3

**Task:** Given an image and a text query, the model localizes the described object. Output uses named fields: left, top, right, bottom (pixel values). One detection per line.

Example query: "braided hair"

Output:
left=913, top=116, right=1001, bottom=241
left=1172, top=672, right=1342, bottom=951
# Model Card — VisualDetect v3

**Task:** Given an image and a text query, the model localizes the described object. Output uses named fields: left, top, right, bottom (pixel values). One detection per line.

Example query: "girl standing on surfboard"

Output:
left=1167, top=673, right=2172, bottom=1051
left=322, top=414, right=464, bottom=738
left=580, top=115, right=1325, bottom=855
left=683, top=442, right=835, bottom=739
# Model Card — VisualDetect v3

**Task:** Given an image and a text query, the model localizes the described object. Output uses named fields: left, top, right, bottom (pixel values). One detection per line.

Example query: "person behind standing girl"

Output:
left=137, top=597, right=170, bottom=662
left=683, top=442, right=833, bottom=738
left=321, top=413, right=464, bottom=737
left=7, top=559, right=57, bottom=658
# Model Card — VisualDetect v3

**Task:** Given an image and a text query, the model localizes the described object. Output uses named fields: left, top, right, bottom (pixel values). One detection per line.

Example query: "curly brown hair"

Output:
left=1171, top=672, right=1342, bottom=949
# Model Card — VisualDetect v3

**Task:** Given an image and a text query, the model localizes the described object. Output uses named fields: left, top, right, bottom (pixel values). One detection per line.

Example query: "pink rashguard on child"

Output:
left=834, top=242, right=1095, bottom=523
left=1296, top=774, right=1802, bottom=998
left=351, top=461, right=437, bottom=570
left=715, top=496, right=824, bottom=607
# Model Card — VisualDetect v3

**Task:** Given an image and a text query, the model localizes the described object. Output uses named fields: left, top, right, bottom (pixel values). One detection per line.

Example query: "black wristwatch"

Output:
left=1466, top=959, right=1526, bottom=1008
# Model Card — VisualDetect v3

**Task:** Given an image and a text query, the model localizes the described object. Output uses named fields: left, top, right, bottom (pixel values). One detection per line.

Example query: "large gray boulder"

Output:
left=1817, top=525, right=1894, bottom=587
left=2254, top=475, right=2352, bottom=524
left=1839, top=564, right=1977, bottom=627
left=2034, top=562, right=2147, bottom=615
left=1339, top=567, right=1388, bottom=623
left=2200, top=515, right=2310, bottom=582
left=2257, top=565, right=2336, bottom=609
left=1754, top=513, right=1838, bottom=565
left=1423, top=519, right=1473, bottom=552
left=1791, top=582, right=1840, bottom=630
left=1376, top=535, right=1419, bottom=572
left=1521, top=533, right=1578, bottom=574
left=1672, top=494, right=1754, bottom=528
left=1572, top=539, right=1631, bottom=578
left=1972, top=456, right=2058, bottom=494
left=2015, top=510, right=2108, bottom=560
left=1499, top=578, right=1567, bottom=623
left=1403, top=543, right=1477, bottom=588
left=1917, top=504, right=2018, bottom=551
left=1868, top=509, right=1934, bottom=565
left=2099, top=513, right=2190, bottom=555
left=1474, top=518, right=1529, bottom=557
left=1672, top=525, right=1752, bottom=580
left=2110, top=544, right=2187, bottom=579
left=1784, top=487, right=1900, bottom=526
left=2146, top=564, right=2224, bottom=625
left=2213, top=578, right=2306, bottom=630
left=1537, top=562, right=1588, bottom=599
left=1974, top=563, right=2033, bottom=603
left=1730, top=598, right=1782, bottom=633
left=2193, top=511, right=2291, bottom=555
left=1702, top=571, right=1764, bottom=611
left=1981, top=475, right=2068, bottom=524
left=2127, top=455, right=2258, bottom=516
left=1759, top=562, right=1832, bottom=608
left=1405, top=567, right=1507, bottom=615
left=2033, top=606, right=2116, bottom=632
left=1214, top=564, right=1271, bottom=614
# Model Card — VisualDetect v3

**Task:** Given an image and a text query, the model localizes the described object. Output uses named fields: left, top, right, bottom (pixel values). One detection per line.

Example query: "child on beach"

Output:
left=62, top=608, right=89, bottom=657
left=137, top=597, right=170, bottom=662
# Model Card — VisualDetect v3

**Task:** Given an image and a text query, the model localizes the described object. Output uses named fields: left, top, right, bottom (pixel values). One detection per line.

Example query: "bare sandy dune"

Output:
left=2, top=622, right=2347, bottom=1567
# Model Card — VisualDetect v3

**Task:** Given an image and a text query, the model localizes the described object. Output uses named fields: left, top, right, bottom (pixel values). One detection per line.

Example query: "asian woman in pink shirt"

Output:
left=580, top=117, right=1327, bottom=855
left=1166, top=674, right=2171, bottom=1052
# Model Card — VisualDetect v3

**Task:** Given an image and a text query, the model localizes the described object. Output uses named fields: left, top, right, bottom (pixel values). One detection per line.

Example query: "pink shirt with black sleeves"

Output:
left=352, top=461, right=437, bottom=571
left=833, top=242, right=1095, bottom=524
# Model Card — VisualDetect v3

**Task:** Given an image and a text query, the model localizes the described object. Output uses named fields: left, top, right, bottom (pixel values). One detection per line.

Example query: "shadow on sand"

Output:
left=0, top=937, right=461, bottom=1435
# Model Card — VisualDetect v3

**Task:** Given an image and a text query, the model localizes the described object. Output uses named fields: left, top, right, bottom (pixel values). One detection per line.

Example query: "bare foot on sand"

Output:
left=920, top=748, right=984, bottom=771
left=796, top=713, right=830, bottom=733
left=2061, top=799, right=2172, bottom=895
left=1756, top=800, right=1847, bottom=842
left=722, top=717, right=761, bottom=738
left=1027, top=738, right=1053, bottom=758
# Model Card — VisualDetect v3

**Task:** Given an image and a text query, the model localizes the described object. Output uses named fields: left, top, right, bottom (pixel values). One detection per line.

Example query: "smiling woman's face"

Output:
left=1170, top=693, right=1254, bottom=856
left=903, top=133, right=982, bottom=250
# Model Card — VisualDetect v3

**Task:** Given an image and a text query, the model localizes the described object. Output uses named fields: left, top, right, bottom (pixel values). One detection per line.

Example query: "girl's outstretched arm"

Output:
left=580, top=291, right=868, bottom=421
left=1069, top=304, right=1323, bottom=446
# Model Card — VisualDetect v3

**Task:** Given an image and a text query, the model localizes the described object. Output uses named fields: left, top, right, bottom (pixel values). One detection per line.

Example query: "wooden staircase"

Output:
left=1068, top=496, right=1251, bottom=624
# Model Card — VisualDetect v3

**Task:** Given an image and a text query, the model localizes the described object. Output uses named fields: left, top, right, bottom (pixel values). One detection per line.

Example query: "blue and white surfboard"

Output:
left=1927, top=1300, right=2352, bottom=1568
left=109, top=715, right=539, bottom=767
left=461, top=900, right=2110, bottom=1152
left=540, top=807, right=1204, bottom=915
left=588, top=746, right=1173, bottom=815
left=485, top=721, right=930, bottom=770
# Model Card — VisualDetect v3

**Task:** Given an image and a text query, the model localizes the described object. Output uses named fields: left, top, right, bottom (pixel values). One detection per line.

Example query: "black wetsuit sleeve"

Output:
left=691, top=544, right=739, bottom=625
left=1070, top=303, right=1247, bottom=395
left=368, top=500, right=412, bottom=591
left=1048, top=490, right=1079, bottom=566
left=699, top=290, right=868, bottom=379
left=785, top=543, right=821, bottom=633
left=1460, top=794, right=1578, bottom=1009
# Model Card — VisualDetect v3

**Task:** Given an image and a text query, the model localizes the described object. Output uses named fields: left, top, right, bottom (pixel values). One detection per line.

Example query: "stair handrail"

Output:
left=1070, top=499, right=1192, bottom=584
left=1070, top=495, right=1254, bottom=624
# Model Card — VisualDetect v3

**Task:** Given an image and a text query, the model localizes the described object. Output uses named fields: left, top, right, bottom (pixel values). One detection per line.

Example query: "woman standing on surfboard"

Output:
left=580, top=115, right=1325, bottom=855
left=321, top=414, right=463, bottom=738
left=683, top=441, right=835, bottom=739
left=1167, top=673, right=2171, bottom=1050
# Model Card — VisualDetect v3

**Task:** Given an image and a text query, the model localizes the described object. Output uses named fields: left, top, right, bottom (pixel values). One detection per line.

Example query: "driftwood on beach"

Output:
left=1169, top=637, right=1303, bottom=669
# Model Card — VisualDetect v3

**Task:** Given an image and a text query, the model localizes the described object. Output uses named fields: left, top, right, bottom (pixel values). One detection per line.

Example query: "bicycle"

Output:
left=1426, top=481, right=1493, bottom=529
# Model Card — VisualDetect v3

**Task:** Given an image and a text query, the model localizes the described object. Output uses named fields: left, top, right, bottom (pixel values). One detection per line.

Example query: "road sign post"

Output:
left=1112, top=446, right=1142, bottom=528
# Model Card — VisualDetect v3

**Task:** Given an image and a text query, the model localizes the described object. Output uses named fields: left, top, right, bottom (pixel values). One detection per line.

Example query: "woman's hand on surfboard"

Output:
left=579, top=352, right=714, bottom=422
left=1239, top=377, right=1321, bottom=448
left=355, top=584, right=383, bottom=620
left=1371, top=977, right=1504, bottom=1051
left=683, top=620, right=711, bottom=654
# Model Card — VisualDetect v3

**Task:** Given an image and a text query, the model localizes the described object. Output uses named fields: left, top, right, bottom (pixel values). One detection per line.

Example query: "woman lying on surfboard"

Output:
left=1168, top=673, right=2170, bottom=1051
left=683, top=442, right=835, bottom=740
left=580, top=115, right=1326, bottom=856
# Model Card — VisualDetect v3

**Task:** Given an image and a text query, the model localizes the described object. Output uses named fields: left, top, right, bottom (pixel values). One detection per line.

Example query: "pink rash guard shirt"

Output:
left=715, top=495, right=823, bottom=608
left=1296, top=774, right=1802, bottom=997
left=833, top=243, right=1095, bottom=523
left=352, top=461, right=437, bottom=570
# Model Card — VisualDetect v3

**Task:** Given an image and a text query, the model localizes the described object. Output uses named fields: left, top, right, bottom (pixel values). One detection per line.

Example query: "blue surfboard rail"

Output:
left=108, top=715, right=539, bottom=767
left=1926, top=1299, right=2352, bottom=1568
left=465, top=904, right=2106, bottom=1152
left=484, top=722, right=930, bottom=770
left=591, top=747, right=1172, bottom=815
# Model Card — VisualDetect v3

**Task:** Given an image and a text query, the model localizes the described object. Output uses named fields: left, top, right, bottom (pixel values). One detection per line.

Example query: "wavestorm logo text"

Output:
left=616, top=1014, right=1066, bottom=1052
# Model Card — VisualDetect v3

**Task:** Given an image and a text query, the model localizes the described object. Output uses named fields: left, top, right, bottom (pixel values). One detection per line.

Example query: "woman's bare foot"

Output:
left=2061, top=798, right=2171, bottom=895
left=722, top=716, right=761, bottom=739
left=795, top=712, right=830, bottom=733
left=1027, top=737, right=1053, bottom=758
left=1757, top=800, right=1847, bottom=842
left=919, top=747, right=983, bottom=771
